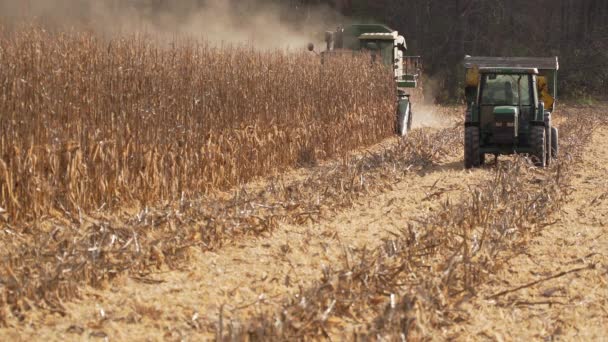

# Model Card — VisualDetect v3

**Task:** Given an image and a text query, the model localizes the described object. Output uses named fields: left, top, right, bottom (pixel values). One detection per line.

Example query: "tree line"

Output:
left=285, top=0, right=608, bottom=100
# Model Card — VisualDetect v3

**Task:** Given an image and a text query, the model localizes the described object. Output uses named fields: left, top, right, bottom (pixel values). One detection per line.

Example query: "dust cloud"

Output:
left=411, top=106, right=450, bottom=129
left=409, top=73, right=460, bottom=129
left=0, top=0, right=341, bottom=49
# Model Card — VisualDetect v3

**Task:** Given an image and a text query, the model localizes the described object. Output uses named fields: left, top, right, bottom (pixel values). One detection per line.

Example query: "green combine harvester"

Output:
left=463, top=56, right=560, bottom=168
left=308, top=24, right=422, bottom=136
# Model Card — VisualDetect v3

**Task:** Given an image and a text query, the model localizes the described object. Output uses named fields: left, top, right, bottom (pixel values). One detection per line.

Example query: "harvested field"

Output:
left=1, top=24, right=607, bottom=342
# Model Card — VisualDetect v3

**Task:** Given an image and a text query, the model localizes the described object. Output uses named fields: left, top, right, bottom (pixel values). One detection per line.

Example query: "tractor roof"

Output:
left=345, top=24, right=394, bottom=35
left=478, top=67, right=539, bottom=74
left=464, top=56, right=559, bottom=70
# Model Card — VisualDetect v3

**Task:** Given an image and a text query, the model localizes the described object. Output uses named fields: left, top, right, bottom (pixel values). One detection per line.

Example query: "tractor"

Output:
left=308, top=24, right=422, bottom=136
left=463, top=56, right=560, bottom=168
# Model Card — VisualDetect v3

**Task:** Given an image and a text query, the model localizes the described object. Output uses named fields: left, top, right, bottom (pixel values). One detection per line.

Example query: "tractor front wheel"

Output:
left=464, top=127, right=481, bottom=169
left=530, top=126, right=547, bottom=167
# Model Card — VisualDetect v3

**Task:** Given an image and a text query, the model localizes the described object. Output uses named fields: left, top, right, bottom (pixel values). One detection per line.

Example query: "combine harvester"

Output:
left=463, top=56, right=560, bottom=168
left=309, top=24, right=422, bottom=136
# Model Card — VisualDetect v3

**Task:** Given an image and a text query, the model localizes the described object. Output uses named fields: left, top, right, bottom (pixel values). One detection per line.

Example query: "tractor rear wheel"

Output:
left=464, top=127, right=481, bottom=169
left=530, top=126, right=546, bottom=167
left=551, top=127, right=559, bottom=159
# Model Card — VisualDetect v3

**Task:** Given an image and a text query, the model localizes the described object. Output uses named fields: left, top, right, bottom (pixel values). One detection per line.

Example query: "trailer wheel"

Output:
left=396, top=102, right=411, bottom=137
left=551, top=127, right=559, bottom=159
left=464, top=127, right=481, bottom=169
left=530, top=126, right=546, bottom=167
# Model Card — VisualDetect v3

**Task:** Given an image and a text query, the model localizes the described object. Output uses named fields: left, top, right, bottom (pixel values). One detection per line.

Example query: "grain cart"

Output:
left=308, top=24, right=422, bottom=136
left=463, top=56, right=559, bottom=168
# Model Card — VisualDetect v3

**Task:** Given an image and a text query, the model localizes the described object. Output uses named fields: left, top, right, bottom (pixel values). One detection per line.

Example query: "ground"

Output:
left=453, top=127, right=608, bottom=341
left=1, top=105, right=607, bottom=341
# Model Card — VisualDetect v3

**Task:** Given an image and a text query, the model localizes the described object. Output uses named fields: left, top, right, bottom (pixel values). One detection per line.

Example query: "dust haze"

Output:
left=412, top=106, right=455, bottom=129
left=0, top=0, right=341, bottom=49
left=409, top=74, right=458, bottom=129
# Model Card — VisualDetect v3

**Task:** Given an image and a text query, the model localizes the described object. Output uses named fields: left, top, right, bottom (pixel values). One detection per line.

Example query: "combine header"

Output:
left=463, top=56, right=560, bottom=168
left=309, top=24, right=422, bottom=136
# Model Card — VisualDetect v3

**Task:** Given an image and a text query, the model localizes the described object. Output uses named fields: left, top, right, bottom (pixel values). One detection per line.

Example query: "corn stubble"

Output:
left=0, top=26, right=395, bottom=223
left=222, top=108, right=605, bottom=340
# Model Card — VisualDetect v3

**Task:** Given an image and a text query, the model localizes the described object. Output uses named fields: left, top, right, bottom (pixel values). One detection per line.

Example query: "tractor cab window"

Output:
left=362, top=40, right=394, bottom=66
left=480, top=74, right=532, bottom=106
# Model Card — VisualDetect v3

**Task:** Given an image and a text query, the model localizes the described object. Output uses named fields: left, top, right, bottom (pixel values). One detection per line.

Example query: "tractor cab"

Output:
left=463, top=56, right=559, bottom=168
left=477, top=68, right=539, bottom=146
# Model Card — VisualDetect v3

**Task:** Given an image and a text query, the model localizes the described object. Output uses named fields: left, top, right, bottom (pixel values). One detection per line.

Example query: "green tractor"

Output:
left=463, top=56, right=560, bottom=168
left=308, top=24, right=422, bottom=136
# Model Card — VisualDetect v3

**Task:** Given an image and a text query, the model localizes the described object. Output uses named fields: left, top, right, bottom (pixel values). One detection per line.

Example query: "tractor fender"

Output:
left=465, top=104, right=479, bottom=125
left=543, top=111, right=552, bottom=126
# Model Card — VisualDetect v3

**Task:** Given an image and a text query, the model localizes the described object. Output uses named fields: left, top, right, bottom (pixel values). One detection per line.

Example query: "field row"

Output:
left=223, top=106, right=605, bottom=339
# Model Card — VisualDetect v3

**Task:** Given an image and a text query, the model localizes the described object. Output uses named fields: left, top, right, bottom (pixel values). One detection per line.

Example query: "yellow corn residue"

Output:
left=537, top=76, right=554, bottom=110
left=466, top=65, right=480, bottom=87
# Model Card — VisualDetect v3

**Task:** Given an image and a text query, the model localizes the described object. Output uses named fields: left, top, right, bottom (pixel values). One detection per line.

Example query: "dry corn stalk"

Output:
left=0, top=25, right=397, bottom=224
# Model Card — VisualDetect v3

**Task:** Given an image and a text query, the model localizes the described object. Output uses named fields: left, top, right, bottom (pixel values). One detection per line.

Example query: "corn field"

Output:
left=0, top=26, right=396, bottom=223
left=3, top=23, right=605, bottom=339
